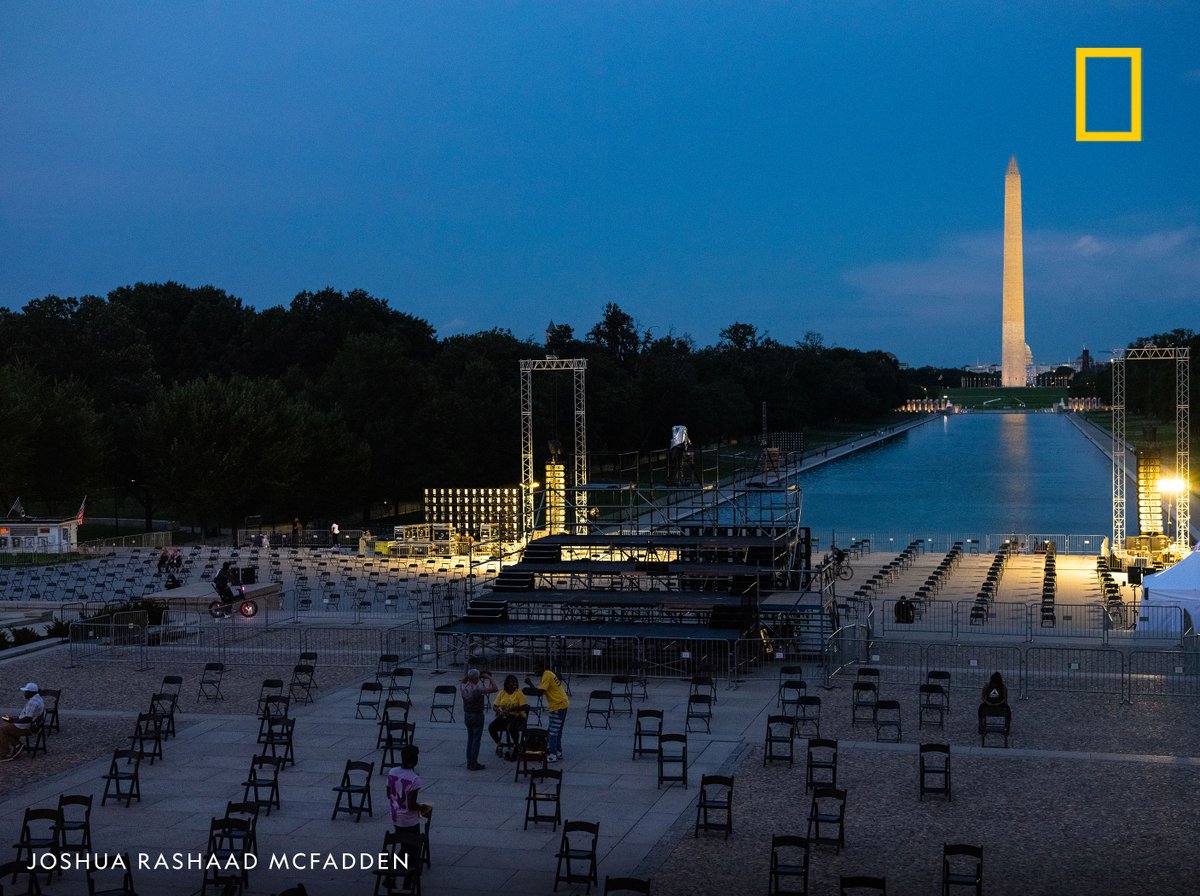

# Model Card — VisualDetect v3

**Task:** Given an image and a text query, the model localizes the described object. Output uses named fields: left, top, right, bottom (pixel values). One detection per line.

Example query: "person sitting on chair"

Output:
left=977, top=670, right=1011, bottom=734
left=894, top=595, right=916, bottom=624
left=0, top=682, right=45, bottom=760
left=489, top=674, right=529, bottom=757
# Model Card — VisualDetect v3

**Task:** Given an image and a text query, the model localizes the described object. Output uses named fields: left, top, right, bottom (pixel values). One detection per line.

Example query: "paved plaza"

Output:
left=1, top=550, right=1197, bottom=894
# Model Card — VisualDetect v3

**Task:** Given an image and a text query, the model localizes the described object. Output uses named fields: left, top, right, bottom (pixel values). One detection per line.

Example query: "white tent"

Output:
left=1142, top=549, right=1200, bottom=634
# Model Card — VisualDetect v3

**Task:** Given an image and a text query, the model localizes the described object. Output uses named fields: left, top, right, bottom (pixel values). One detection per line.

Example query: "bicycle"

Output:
left=830, top=548, right=854, bottom=582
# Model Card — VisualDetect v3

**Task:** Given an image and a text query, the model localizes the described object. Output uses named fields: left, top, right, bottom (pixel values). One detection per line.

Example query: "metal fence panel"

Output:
left=823, top=625, right=871, bottom=682
left=557, top=636, right=642, bottom=677
left=878, top=599, right=954, bottom=636
left=639, top=636, right=732, bottom=679
left=731, top=636, right=824, bottom=682
left=924, top=643, right=1023, bottom=693
left=1128, top=650, right=1200, bottom=699
left=955, top=601, right=1030, bottom=639
left=1032, top=603, right=1110, bottom=640
left=68, top=621, right=148, bottom=669
left=1023, top=646, right=1124, bottom=699
left=1106, top=604, right=1185, bottom=648
left=300, top=626, right=385, bottom=668
left=853, top=639, right=927, bottom=687
left=383, top=622, right=425, bottom=663
left=214, top=625, right=299, bottom=666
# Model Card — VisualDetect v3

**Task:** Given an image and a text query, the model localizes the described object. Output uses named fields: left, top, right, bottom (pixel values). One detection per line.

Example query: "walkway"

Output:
left=4, top=619, right=1200, bottom=895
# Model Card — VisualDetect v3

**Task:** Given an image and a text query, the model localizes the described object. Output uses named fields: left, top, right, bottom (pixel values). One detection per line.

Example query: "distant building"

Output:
left=0, top=514, right=81, bottom=554
left=2, top=498, right=85, bottom=553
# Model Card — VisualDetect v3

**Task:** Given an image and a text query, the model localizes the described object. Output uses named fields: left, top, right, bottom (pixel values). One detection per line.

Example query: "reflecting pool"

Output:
left=795, top=413, right=1111, bottom=543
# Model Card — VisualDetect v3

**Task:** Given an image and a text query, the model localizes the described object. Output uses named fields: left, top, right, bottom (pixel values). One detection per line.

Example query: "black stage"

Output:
left=436, top=618, right=745, bottom=641
left=531, top=533, right=786, bottom=550
left=474, top=588, right=748, bottom=609
left=499, top=560, right=770, bottom=577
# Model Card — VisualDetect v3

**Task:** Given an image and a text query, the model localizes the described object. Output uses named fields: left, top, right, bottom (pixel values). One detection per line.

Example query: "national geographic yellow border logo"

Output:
left=1076, top=48, right=1142, bottom=142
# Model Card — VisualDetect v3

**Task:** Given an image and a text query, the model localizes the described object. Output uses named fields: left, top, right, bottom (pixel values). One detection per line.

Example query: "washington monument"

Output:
left=1001, top=155, right=1029, bottom=387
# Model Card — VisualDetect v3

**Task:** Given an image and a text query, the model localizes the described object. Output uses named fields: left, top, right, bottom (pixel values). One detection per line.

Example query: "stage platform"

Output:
left=529, top=533, right=788, bottom=552
left=436, top=617, right=745, bottom=641
left=498, top=559, right=771, bottom=577
left=474, top=588, right=749, bottom=610
left=144, top=580, right=283, bottom=608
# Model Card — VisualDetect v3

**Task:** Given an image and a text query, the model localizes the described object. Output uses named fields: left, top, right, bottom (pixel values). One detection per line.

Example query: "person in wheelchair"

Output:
left=488, top=674, right=529, bottom=759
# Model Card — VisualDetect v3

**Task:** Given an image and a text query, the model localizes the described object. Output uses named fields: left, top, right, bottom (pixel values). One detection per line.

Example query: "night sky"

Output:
left=2, top=2, right=1197, bottom=366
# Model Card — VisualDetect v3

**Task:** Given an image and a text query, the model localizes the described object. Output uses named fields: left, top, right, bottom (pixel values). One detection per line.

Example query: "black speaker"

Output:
left=1127, top=566, right=1143, bottom=585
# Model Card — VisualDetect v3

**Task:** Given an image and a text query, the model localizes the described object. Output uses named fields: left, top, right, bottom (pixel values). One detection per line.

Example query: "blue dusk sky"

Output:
left=1, top=2, right=1197, bottom=367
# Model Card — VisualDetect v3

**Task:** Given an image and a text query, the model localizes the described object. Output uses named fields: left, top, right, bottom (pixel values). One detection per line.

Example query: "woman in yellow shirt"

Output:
left=489, top=675, right=529, bottom=756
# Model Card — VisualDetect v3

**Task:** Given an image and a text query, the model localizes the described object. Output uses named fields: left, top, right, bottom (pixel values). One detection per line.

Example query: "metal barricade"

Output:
left=383, top=622, right=424, bottom=664
left=216, top=624, right=298, bottom=666
left=1127, top=650, right=1200, bottom=701
left=639, top=636, right=733, bottom=680
left=731, top=636, right=823, bottom=683
left=924, top=643, right=1023, bottom=696
left=851, top=639, right=926, bottom=687
left=556, top=636, right=641, bottom=677
left=57, top=601, right=86, bottom=623
left=955, top=600, right=1030, bottom=639
left=822, top=626, right=871, bottom=685
left=1032, top=603, right=1110, bottom=640
left=1106, top=604, right=1185, bottom=648
left=878, top=599, right=954, bottom=636
left=68, top=621, right=148, bottom=670
left=301, top=626, right=387, bottom=668
left=1023, top=646, right=1125, bottom=700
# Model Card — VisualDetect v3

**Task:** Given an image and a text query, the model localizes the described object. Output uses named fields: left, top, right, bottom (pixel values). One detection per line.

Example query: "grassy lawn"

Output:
left=947, top=386, right=1067, bottom=409
left=1083, top=411, right=1198, bottom=462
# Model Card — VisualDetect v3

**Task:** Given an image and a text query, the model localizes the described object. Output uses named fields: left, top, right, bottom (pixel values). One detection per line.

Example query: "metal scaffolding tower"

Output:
left=1111, top=346, right=1190, bottom=552
left=519, top=358, right=588, bottom=535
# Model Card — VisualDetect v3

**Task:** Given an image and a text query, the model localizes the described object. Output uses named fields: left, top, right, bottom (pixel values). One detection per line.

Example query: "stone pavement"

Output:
left=0, top=649, right=754, bottom=896
left=4, top=639, right=1200, bottom=896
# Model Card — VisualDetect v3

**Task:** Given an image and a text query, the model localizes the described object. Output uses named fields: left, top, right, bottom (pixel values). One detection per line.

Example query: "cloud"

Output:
left=836, top=225, right=1200, bottom=364
left=842, top=225, right=1200, bottom=306
left=1070, top=235, right=1109, bottom=257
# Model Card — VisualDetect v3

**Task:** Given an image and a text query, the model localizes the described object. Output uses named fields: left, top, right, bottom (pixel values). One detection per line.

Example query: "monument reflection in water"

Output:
left=795, top=413, right=1112, bottom=542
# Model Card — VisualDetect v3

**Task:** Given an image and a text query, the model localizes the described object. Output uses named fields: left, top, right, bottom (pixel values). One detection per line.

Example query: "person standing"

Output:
left=460, top=669, right=497, bottom=771
left=329, top=521, right=340, bottom=550
left=386, top=744, right=429, bottom=891
left=526, top=663, right=569, bottom=762
left=387, top=744, right=426, bottom=834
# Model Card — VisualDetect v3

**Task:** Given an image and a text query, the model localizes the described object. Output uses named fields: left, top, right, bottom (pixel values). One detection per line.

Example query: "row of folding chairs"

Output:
left=768, top=836, right=983, bottom=895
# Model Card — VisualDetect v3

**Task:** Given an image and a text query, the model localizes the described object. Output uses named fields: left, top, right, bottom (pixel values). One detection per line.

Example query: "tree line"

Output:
left=4, top=281, right=1179, bottom=533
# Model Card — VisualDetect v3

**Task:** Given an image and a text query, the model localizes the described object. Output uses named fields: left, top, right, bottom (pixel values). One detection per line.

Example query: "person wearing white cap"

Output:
left=0, top=682, right=44, bottom=760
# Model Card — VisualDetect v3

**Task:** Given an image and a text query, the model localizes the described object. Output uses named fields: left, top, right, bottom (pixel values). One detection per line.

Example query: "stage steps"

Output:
left=522, top=542, right=561, bottom=563
left=490, top=568, right=535, bottom=592
left=464, top=597, right=509, bottom=622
